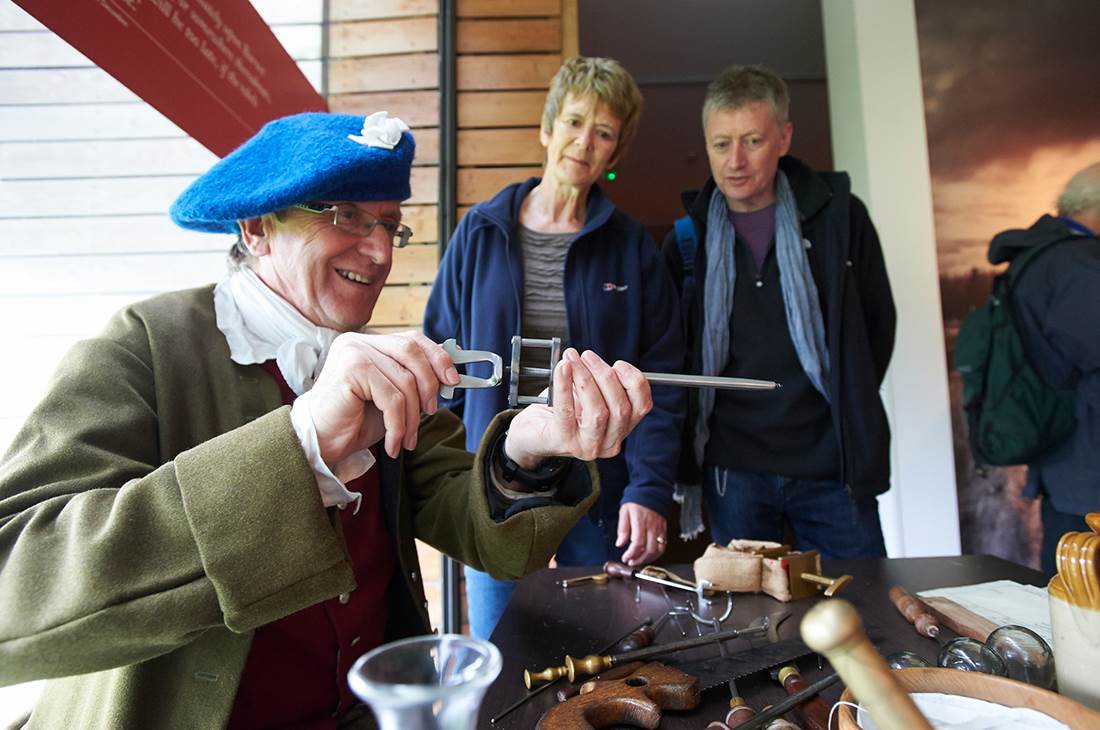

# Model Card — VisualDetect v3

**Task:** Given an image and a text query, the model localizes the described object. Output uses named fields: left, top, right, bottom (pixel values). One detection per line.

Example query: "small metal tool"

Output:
left=529, top=612, right=785, bottom=685
left=508, top=336, right=780, bottom=407
left=490, top=618, right=653, bottom=725
left=604, top=560, right=719, bottom=597
left=438, top=338, right=503, bottom=399
left=559, top=573, right=608, bottom=588
left=438, top=336, right=779, bottom=404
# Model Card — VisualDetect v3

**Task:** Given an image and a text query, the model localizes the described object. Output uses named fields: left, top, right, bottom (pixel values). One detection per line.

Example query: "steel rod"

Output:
left=642, top=372, right=780, bottom=391
left=611, top=623, right=767, bottom=664
left=728, top=672, right=841, bottom=730
left=489, top=617, right=654, bottom=725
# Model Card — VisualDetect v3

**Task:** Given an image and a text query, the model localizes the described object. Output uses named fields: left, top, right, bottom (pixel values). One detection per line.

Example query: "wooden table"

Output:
left=480, top=555, right=1046, bottom=728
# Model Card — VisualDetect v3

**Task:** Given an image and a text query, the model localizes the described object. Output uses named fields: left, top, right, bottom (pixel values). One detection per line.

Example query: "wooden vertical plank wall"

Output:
left=453, top=0, right=568, bottom=217
left=324, top=0, right=446, bottom=629
left=324, top=0, right=572, bottom=632
left=327, top=0, right=441, bottom=334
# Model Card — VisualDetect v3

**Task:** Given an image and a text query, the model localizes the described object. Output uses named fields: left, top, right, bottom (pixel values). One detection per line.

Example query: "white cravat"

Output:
left=214, top=266, right=373, bottom=510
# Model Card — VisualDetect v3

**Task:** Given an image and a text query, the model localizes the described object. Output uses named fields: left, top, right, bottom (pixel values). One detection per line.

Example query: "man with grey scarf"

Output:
left=662, top=64, right=896, bottom=558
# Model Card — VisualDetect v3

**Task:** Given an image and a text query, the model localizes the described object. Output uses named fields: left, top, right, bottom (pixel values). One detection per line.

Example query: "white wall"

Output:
left=0, top=1, right=322, bottom=721
left=821, top=0, right=961, bottom=557
left=0, top=0, right=321, bottom=451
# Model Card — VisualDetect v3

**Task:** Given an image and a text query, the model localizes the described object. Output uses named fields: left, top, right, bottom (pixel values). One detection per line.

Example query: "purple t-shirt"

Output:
left=729, top=204, right=776, bottom=272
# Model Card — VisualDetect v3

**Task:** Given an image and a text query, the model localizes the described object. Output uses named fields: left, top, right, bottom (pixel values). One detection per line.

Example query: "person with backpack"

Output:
left=662, top=64, right=896, bottom=557
left=983, top=162, right=1100, bottom=575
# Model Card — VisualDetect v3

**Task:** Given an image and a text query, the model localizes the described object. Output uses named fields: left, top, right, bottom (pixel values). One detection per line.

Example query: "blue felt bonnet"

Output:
left=169, top=112, right=415, bottom=234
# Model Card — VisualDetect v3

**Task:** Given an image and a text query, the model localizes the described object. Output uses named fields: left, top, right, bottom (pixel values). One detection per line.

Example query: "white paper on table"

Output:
left=855, top=692, right=1069, bottom=729
left=918, top=580, right=1053, bottom=646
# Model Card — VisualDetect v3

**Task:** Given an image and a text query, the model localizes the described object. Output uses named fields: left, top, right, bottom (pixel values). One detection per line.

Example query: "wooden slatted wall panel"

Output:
left=0, top=0, right=324, bottom=454
left=0, top=1, right=325, bottom=716
left=325, top=0, right=445, bottom=628
left=327, top=0, right=440, bottom=335
left=453, top=0, right=565, bottom=221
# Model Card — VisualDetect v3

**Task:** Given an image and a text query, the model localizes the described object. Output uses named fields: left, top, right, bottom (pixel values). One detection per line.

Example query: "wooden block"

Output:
left=457, top=127, right=544, bottom=165
left=372, top=284, right=432, bottom=326
left=456, top=166, right=541, bottom=204
left=328, top=90, right=439, bottom=127
left=783, top=551, right=822, bottom=601
left=330, top=0, right=438, bottom=22
left=328, top=16, right=437, bottom=58
left=919, top=596, right=1000, bottom=643
left=457, top=0, right=559, bottom=18
left=328, top=53, right=437, bottom=94
left=457, top=18, right=560, bottom=53
left=457, top=53, right=561, bottom=90
left=458, top=90, right=547, bottom=128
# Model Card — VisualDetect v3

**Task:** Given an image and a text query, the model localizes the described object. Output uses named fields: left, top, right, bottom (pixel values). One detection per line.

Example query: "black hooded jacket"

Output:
left=988, top=214, right=1100, bottom=515
left=662, top=156, right=896, bottom=497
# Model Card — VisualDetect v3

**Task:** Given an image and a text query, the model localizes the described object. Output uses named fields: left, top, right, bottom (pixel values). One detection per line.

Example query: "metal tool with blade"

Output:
left=669, top=636, right=814, bottom=692
left=438, top=338, right=502, bottom=398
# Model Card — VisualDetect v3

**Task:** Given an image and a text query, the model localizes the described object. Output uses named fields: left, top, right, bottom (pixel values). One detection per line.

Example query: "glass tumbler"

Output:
left=348, top=634, right=502, bottom=730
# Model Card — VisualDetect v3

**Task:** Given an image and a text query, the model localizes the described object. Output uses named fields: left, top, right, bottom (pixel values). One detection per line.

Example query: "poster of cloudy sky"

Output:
left=915, top=0, right=1100, bottom=567
left=917, top=0, right=1100, bottom=277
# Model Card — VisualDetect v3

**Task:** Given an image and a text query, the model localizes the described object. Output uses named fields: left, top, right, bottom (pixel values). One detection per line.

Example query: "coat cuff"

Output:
left=175, top=407, right=355, bottom=632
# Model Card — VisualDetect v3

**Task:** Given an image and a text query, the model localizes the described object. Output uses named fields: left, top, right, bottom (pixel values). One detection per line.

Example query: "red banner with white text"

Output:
left=16, top=0, right=327, bottom=157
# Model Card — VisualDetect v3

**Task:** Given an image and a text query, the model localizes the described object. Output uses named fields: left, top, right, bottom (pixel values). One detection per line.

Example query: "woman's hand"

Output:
left=616, top=503, right=668, bottom=566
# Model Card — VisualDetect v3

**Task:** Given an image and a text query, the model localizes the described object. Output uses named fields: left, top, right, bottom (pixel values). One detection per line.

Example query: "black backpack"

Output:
left=954, top=239, right=1076, bottom=466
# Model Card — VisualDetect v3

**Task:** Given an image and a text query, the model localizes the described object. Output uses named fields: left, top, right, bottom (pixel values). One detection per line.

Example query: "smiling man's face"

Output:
left=246, top=200, right=401, bottom=331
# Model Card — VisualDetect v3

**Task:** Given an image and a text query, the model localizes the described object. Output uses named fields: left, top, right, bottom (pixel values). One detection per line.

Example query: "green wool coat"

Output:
left=0, top=285, right=598, bottom=729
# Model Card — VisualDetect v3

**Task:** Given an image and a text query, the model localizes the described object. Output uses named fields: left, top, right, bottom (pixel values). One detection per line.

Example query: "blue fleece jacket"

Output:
left=423, top=177, right=685, bottom=522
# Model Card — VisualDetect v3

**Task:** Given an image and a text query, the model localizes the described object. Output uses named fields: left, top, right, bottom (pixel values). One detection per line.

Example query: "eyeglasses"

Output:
left=292, top=202, right=413, bottom=248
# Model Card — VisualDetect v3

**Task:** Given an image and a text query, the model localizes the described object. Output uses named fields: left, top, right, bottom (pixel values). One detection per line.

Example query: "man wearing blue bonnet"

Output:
left=0, top=111, right=654, bottom=728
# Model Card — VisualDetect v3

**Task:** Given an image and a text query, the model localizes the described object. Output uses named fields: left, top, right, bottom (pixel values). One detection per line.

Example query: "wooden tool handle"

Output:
left=888, top=585, right=940, bottom=638
left=602, top=560, right=635, bottom=579
left=777, top=666, right=831, bottom=730
left=801, top=599, right=931, bottom=730
left=610, top=623, right=656, bottom=654
left=556, top=662, right=645, bottom=702
left=725, top=700, right=757, bottom=724
left=536, top=662, right=700, bottom=730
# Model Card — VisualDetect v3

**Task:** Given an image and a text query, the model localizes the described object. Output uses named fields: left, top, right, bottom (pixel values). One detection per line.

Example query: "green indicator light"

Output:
left=606, top=170, right=617, bottom=181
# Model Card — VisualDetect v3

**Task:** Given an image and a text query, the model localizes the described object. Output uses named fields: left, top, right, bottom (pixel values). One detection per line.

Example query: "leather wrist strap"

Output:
left=497, top=429, right=568, bottom=489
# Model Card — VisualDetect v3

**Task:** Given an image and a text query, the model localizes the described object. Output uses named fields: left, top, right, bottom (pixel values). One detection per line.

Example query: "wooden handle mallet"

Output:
left=801, top=598, right=932, bottom=730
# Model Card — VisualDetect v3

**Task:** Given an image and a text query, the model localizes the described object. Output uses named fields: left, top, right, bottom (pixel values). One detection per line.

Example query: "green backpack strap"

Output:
left=954, top=236, right=1077, bottom=466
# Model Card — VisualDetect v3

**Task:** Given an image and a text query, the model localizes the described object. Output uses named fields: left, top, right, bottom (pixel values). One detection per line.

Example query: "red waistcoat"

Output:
left=227, top=362, right=395, bottom=728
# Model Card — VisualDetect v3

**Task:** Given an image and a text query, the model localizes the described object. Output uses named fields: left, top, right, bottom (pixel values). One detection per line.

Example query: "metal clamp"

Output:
left=439, top=338, right=502, bottom=399
left=509, top=335, right=562, bottom=407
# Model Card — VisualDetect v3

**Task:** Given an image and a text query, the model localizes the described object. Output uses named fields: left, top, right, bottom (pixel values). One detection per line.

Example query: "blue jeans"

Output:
left=703, top=466, right=886, bottom=559
left=465, top=512, right=621, bottom=640
left=1040, top=496, right=1088, bottom=578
